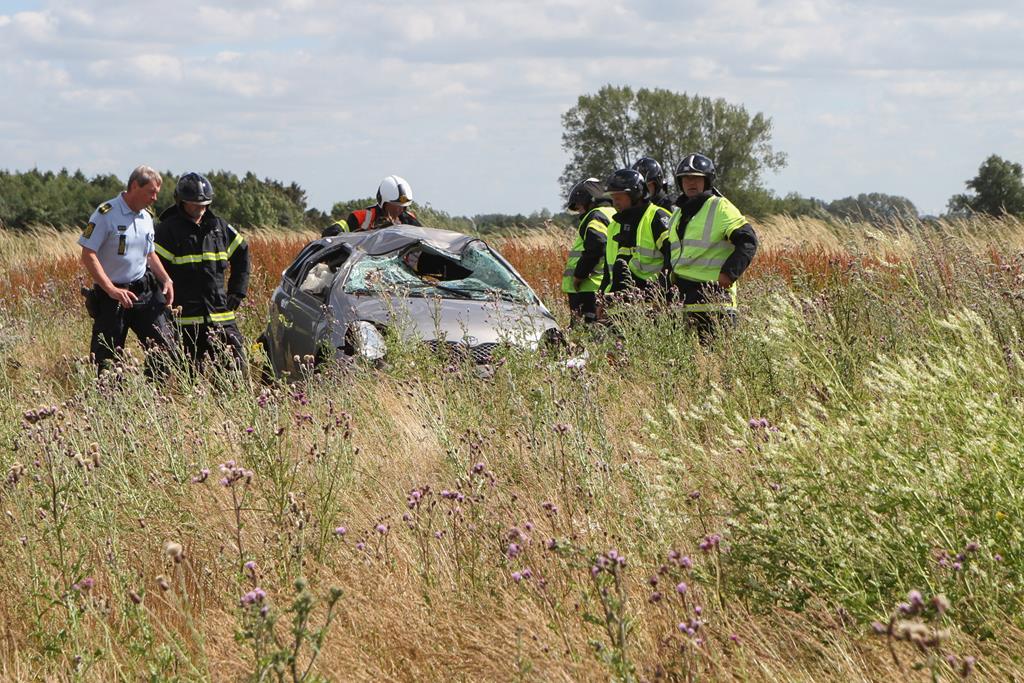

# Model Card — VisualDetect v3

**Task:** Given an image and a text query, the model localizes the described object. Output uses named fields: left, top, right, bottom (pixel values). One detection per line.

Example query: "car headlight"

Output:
left=349, top=321, right=387, bottom=361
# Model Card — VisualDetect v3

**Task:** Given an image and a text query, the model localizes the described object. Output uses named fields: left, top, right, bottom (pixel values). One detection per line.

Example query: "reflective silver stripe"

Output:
left=360, top=210, right=374, bottom=230
left=683, top=239, right=731, bottom=249
left=675, top=257, right=729, bottom=268
left=635, top=246, right=661, bottom=258
left=568, top=250, right=584, bottom=257
left=632, top=260, right=663, bottom=273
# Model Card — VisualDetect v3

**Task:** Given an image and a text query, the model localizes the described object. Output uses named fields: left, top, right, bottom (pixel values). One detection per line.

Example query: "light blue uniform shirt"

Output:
left=78, top=193, right=155, bottom=284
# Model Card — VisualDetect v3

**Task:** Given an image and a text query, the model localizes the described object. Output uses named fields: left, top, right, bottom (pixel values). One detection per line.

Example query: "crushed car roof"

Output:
left=316, top=225, right=480, bottom=256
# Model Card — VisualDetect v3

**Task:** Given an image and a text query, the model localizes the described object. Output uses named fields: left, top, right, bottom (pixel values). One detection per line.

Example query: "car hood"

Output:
left=338, top=295, right=558, bottom=348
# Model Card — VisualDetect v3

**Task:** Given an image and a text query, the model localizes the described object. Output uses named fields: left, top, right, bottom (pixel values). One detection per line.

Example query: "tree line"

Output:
left=3, top=84, right=1022, bottom=232
left=0, top=169, right=566, bottom=234
left=561, top=85, right=1024, bottom=223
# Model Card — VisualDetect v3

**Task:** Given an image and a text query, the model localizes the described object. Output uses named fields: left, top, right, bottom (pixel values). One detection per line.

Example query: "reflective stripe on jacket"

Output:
left=562, top=206, right=614, bottom=293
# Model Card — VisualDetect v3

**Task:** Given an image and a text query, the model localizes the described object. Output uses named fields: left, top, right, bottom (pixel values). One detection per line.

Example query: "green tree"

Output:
left=948, top=154, right=1024, bottom=217
left=827, top=193, right=918, bottom=223
left=559, top=85, right=787, bottom=201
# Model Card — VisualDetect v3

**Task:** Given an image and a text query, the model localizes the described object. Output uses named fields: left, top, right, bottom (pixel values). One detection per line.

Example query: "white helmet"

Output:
left=376, top=175, right=413, bottom=207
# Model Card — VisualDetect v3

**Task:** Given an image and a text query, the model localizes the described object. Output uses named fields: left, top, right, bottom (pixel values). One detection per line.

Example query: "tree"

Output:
left=948, top=155, right=1024, bottom=217
left=827, top=193, right=918, bottom=223
left=559, top=85, right=787, bottom=200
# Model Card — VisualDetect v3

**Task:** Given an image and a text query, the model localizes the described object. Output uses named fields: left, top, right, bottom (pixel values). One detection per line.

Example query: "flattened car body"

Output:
left=260, top=226, right=559, bottom=376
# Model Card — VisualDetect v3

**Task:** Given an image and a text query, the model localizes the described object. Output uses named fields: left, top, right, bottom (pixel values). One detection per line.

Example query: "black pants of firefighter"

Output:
left=88, top=272, right=178, bottom=377
left=179, top=321, right=246, bottom=373
left=567, top=291, right=598, bottom=324
left=675, top=279, right=737, bottom=342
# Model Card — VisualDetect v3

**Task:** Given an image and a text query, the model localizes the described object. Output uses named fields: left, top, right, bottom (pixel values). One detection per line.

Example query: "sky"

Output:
left=1, top=0, right=1022, bottom=217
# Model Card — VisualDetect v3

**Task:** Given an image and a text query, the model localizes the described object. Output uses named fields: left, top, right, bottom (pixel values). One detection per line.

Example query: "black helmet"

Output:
left=631, top=157, right=664, bottom=186
left=674, top=154, right=716, bottom=189
left=565, top=177, right=605, bottom=211
left=605, top=168, right=648, bottom=203
left=174, top=172, right=214, bottom=205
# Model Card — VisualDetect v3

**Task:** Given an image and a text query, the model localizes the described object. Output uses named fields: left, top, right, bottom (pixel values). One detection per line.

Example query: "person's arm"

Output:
left=225, top=225, right=251, bottom=310
left=146, top=252, right=174, bottom=307
left=718, top=224, right=758, bottom=287
left=81, top=247, right=138, bottom=308
left=572, top=218, right=609, bottom=286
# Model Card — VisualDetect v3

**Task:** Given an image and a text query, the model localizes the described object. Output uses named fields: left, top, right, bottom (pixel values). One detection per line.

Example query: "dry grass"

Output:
left=3, top=215, right=1024, bottom=681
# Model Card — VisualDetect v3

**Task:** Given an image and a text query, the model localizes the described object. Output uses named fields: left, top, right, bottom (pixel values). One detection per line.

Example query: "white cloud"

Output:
left=12, top=10, right=56, bottom=41
left=0, top=0, right=1022, bottom=217
left=132, top=54, right=183, bottom=82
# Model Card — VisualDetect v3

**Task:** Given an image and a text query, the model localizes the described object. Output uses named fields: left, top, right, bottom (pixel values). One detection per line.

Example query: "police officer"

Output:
left=154, top=173, right=250, bottom=371
left=667, top=153, right=758, bottom=338
left=602, top=169, right=673, bottom=297
left=631, top=157, right=674, bottom=210
left=322, top=175, right=423, bottom=236
left=561, top=178, right=615, bottom=323
left=78, top=165, right=177, bottom=375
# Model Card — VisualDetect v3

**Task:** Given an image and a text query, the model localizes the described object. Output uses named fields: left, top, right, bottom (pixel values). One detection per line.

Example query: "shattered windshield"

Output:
left=343, top=241, right=535, bottom=303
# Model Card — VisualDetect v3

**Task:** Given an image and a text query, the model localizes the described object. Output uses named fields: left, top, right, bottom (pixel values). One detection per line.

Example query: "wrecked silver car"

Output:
left=258, top=226, right=560, bottom=376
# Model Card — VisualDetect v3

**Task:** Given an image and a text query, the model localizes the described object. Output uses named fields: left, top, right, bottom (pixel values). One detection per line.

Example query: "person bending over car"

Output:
left=322, top=175, right=423, bottom=236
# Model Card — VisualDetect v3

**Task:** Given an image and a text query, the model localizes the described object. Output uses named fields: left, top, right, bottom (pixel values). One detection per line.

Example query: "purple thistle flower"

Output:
left=334, top=526, right=347, bottom=537
left=676, top=582, right=688, bottom=595
left=693, top=605, right=702, bottom=616
left=522, top=568, right=532, bottom=579
left=546, top=538, right=557, bottom=551
left=907, top=590, right=924, bottom=609
left=965, top=540, right=980, bottom=553
left=244, top=561, right=257, bottom=573
left=472, top=462, right=485, bottom=474
left=507, top=543, right=521, bottom=558
left=995, top=553, right=1004, bottom=562
left=511, top=571, right=523, bottom=583
left=871, top=621, right=887, bottom=635
left=649, top=592, right=662, bottom=603
left=729, top=634, right=740, bottom=643
left=355, top=541, right=366, bottom=551
left=434, top=530, right=443, bottom=539
left=376, top=523, right=389, bottom=535
left=590, top=565, right=601, bottom=577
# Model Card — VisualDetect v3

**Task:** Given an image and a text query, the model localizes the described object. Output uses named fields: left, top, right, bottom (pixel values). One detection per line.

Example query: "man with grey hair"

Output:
left=79, top=165, right=178, bottom=375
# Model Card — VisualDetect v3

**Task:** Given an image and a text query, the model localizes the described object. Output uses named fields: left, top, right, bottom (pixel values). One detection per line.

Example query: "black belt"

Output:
left=112, top=274, right=150, bottom=292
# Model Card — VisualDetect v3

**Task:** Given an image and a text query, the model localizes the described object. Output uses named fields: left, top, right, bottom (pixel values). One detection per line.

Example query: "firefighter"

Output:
left=322, top=175, right=423, bottom=236
left=601, top=169, right=673, bottom=297
left=154, top=173, right=250, bottom=371
left=561, top=178, right=615, bottom=323
left=631, top=157, right=674, bottom=210
left=667, top=153, right=758, bottom=338
left=78, top=165, right=177, bottom=376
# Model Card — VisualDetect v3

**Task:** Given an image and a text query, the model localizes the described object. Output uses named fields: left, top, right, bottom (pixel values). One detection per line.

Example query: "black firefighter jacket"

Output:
left=154, top=206, right=250, bottom=325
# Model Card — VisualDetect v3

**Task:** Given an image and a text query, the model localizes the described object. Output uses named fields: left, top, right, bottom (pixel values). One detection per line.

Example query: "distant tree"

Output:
left=827, top=193, right=918, bottom=223
left=948, top=155, right=1024, bottom=217
left=559, top=85, right=787, bottom=201
left=772, top=192, right=831, bottom=218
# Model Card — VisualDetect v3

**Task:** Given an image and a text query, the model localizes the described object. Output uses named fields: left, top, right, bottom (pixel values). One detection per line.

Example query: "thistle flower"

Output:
left=472, top=462, right=486, bottom=474
left=507, top=543, right=521, bottom=559
left=156, top=575, right=170, bottom=591
left=128, top=590, right=142, bottom=605
left=334, top=526, right=347, bottom=537
left=244, top=561, right=257, bottom=574
left=511, top=571, right=523, bottom=583
left=676, top=582, right=688, bottom=595
left=164, top=541, right=184, bottom=563
left=376, top=523, right=389, bottom=535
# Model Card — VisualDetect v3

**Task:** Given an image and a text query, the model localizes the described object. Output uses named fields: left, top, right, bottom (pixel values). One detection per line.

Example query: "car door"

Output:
left=267, top=242, right=326, bottom=375
left=282, top=245, right=352, bottom=370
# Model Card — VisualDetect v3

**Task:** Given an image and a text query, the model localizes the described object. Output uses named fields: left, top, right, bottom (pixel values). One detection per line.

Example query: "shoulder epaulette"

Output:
left=145, top=206, right=156, bottom=217
left=98, top=203, right=112, bottom=215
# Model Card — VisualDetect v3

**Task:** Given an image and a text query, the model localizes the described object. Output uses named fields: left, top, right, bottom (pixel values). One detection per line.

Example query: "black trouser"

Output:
left=567, top=291, right=598, bottom=323
left=180, top=321, right=246, bottom=373
left=675, top=278, right=737, bottom=342
left=88, top=271, right=178, bottom=376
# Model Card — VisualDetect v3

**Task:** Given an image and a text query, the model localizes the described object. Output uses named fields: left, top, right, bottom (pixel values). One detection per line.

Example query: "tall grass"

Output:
left=1, top=216, right=1023, bottom=681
